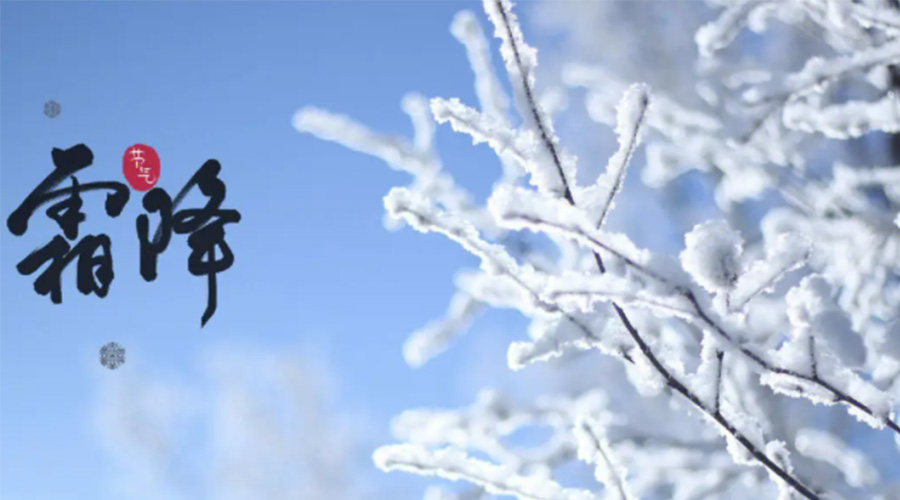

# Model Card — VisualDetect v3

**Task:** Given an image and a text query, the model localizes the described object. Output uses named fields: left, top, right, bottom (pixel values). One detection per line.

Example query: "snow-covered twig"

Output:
left=580, top=84, right=650, bottom=228
left=744, top=38, right=900, bottom=104
left=375, top=445, right=599, bottom=500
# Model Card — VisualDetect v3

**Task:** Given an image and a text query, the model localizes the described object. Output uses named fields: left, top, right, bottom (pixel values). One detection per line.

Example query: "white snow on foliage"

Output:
left=374, top=444, right=599, bottom=500
left=450, top=10, right=509, bottom=124
left=431, top=97, right=537, bottom=181
left=680, top=220, right=744, bottom=294
left=784, top=94, right=900, bottom=139
left=744, top=38, right=900, bottom=103
left=695, top=0, right=769, bottom=57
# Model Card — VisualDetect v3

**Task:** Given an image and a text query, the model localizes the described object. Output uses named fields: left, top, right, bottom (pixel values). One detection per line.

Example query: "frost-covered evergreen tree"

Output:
left=295, top=1, right=900, bottom=499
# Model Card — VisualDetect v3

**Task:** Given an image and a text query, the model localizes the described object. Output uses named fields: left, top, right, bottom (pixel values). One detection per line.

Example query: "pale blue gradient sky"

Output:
left=0, top=2, right=538, bottom=498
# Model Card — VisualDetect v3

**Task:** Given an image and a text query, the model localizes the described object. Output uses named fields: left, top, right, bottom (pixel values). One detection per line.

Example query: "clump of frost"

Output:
left=680, top=220, right=744, bottom=293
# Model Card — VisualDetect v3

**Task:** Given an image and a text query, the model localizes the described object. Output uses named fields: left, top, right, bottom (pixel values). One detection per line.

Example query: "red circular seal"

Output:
left=122, top=144, right=160, bottom=191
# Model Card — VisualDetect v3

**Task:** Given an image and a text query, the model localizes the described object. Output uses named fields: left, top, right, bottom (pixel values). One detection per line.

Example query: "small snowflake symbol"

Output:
left=99, top=342, right=126, bottom=370
left=43, top=100, right=61, bottom=118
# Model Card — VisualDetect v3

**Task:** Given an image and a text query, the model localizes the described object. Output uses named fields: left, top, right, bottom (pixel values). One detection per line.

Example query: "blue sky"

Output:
left=0, top=2, right=544, bottom=498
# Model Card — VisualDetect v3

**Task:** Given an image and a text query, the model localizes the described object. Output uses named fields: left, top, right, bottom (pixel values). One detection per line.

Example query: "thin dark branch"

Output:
left=809, top=337, right=818, bottom=379
left=494, top=0, right=575, bottom=205
left=736, top=100, right=784, bottom=144
left=595, top=98, right=647, bottom=229
left=715, top=351, right=725, bottom=415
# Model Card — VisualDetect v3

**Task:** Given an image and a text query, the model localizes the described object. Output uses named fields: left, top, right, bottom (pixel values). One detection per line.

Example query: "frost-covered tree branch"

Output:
left=296, top=0, right=900, bottom=498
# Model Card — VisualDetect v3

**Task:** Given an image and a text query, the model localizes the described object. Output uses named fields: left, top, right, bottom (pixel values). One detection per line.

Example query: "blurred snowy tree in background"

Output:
left=295, top=1, right=900, bottom=499
left=94, top=347, right=363, bottom=500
